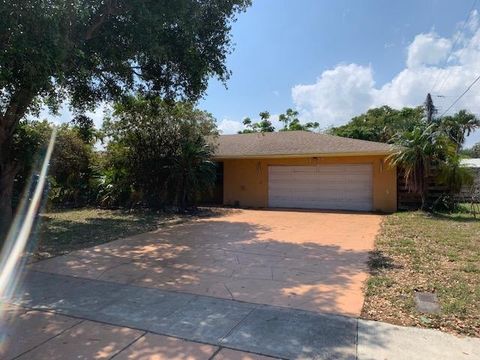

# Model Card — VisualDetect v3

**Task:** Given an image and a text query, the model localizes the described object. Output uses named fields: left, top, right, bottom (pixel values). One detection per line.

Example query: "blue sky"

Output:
left=46, top=0, right=480, bottom=146
left=197, top=0, right=480, bottom=146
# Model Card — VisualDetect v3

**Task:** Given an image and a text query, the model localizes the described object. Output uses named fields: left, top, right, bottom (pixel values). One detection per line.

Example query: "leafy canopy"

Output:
left=102, top=96, right=217, bottom=208
left=279, top=108, right=319, bottom=132
left=12, top=119, right=100, bottom=207
left=0, top=0, right=251, bottom=118
left=328, top=106, right=424, bottom=142
left=439, top=110, right=480, bottom=151
left=238, top=108, right=319, bottom=134
left=239, top=111, right=275, bottom=133
left=386, top=106, right=480, bottom=209
left=0, top=0, right=250, bottom=232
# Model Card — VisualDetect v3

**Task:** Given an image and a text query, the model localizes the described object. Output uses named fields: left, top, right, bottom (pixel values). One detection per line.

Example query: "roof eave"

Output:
left=214, top=150, right=395, bottom=160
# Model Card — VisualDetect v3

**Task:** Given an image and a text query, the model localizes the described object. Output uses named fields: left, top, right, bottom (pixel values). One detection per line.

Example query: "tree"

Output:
left=438, top=110, right=480, bottom=152
left=168, top=137, right=216, bottom=211
left=71, top=115, right=98, bottom=144
left=461, top=142, right=480, bottom=158
left=328, top=106, right=424, bottom=142
left=388, top=124, right=453, bottom=209
left=103, top=96, right=217, bottom=209
left=11, top=120, right=52, bottom=208
left=11, top=120, right=100, bottom=208
left=0, top=0, right=251, bottom=236
left=238, top=109, right=320, bottom=134
left=278, top=108, right=319, bottom=131
left=48, top=124, right=100, bottom=207
left=238, top=111, right=275, bottom=133
left=387, top=106, right=479, bottom=210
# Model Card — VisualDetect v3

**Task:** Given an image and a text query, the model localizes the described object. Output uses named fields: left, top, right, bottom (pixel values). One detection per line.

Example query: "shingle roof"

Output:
left=213, top=131, right=395, bottom=158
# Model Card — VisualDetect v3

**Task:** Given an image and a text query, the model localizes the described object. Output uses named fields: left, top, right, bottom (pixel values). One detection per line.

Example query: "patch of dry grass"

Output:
left=362, top=209, right=480, bottom=337
left=31, top=207, right=230, bottom=260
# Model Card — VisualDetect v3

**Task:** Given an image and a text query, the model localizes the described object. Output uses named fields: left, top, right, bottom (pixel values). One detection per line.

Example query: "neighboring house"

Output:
left=212, top=131, right=397, bottom=212
left=459, top=158, right=480, bottom=202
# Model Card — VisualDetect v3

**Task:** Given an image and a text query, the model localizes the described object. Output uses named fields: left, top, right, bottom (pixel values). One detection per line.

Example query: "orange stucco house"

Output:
left=212, top=131, right=397, bottom=213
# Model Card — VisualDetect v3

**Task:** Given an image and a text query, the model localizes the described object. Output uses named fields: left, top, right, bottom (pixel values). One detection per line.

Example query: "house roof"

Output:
left=213, top=131, right=396, bottom=159
left=461, top=158, right=480, bottom=168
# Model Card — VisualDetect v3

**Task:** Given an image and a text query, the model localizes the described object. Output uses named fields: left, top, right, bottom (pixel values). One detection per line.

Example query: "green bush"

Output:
left=102, top=96, right=218, bottom=210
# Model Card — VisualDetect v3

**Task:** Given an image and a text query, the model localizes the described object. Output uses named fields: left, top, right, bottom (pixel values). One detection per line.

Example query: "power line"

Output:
left=430, top=0, right=477, bottom=93
left=439, top=73, right=480, bottom=117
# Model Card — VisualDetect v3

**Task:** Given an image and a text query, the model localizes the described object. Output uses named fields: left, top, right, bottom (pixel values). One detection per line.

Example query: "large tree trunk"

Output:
left=0, top=88, right=36, bottom=241
left=0, top=165, right=15, bottom=240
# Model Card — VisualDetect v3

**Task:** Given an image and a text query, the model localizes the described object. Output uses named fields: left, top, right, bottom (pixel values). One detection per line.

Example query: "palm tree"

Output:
left=168, top=137, right=216, bottom=211
left=440, top=110, right=480, bottom=152
left=388, top=124, right=453, bottom=209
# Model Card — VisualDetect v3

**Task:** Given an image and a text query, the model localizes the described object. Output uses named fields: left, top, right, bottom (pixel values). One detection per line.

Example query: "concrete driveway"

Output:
left=29, top=209, right=382, bottom=317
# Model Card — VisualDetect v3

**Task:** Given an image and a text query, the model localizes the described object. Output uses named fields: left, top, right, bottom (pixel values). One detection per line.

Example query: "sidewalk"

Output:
left=1, top=270, right=479, bottom=360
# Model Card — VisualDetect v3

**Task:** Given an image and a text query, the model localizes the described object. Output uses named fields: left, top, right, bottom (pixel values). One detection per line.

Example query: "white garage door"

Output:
left=268, top=164, right=373, bottom=211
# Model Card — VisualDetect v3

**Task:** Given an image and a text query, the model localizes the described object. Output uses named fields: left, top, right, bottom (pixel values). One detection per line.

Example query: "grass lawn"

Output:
left=362, top=208, right=480, bottom=337
left=31, top=207, right=226, bottom=261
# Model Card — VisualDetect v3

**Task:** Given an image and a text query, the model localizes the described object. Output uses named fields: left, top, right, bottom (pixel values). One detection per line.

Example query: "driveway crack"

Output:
left=218, top=305, right=257, bottom=344
left=11, top=318, right=84, bottom=360
left=109, top=331, right=147, bottom=359
left=223, top=284, right=234, bottom=300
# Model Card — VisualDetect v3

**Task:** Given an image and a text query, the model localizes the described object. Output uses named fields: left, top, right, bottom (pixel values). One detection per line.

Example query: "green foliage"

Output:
left=12, top=120, right=100, bottom=207
left=389, top=123, right=453, bottom=207
left=97, top=143, right=133, bottom=207
left=0, top=0, right=251, bottom=233
left=279, top=108, right=319, bottom=132
left=388, top=110, right=480, bottom=209
left=435, top=155, right=475, bottom=210
left=238, top=111, right=275, bottom=133
left=461, top=142, right=480, bottom=158
left=168, top=138, right=216, bottom=211
left=238, top=108, right=319, bottom=134
left=0, top=0, right=251, bottom=114
left=439, top=110, right=480, bottom=152
left=48, top=124, right=101, bottom=207
left=329, top=106, right=424, bottom=142
left=103, top=96, right=217, bottom=209
left=71, top=115, right=99, bottom=144
left=12, top=120, right=52, bottom=205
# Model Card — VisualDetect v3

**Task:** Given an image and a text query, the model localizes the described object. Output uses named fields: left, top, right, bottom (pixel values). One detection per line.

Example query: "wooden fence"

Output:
left=397, top=166, right=480, bottom=209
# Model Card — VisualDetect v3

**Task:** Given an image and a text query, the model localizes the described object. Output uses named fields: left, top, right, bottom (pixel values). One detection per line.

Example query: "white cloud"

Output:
left=406, top=32, right=451, bottom=68
left=291, top=11, right=480, bottom=145
left=217, top=118, right=243, bottom=134
left=292, top=63, right=375, bottom=128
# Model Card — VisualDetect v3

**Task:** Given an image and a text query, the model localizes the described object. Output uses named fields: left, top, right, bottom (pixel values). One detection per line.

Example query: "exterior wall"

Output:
left=222, top=156, right=397, bottom=213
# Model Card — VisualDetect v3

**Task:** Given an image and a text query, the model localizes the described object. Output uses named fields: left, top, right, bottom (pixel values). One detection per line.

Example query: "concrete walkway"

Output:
left=2, top=270, right=479, bottom=360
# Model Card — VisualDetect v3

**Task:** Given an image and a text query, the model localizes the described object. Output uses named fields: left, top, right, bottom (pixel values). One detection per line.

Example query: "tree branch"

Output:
left=85, top=0, right=123, bottom=41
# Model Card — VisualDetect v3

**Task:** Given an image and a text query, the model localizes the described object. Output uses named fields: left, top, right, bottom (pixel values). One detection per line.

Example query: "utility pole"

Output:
left=425, top=93, right=436, bottom=123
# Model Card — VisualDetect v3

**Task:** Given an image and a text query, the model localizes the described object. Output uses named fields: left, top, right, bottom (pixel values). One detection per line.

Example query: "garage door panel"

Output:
left=268, top=198, right=372, bottom=211
left=269, top=174, right=372, bottom=183
left=269, top=181, right=372, bottom=192
left=268, top=164, right=373, bottom=211
left=269, top=188, right=372, bottom=198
